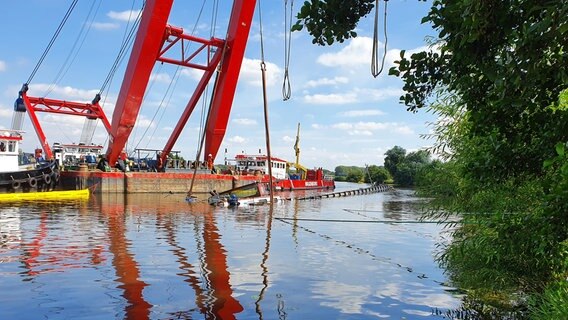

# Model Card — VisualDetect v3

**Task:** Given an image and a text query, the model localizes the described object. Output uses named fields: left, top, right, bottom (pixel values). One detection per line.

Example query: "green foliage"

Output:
left=365, top=165, right=390, bottom=184
left=334, top=165, right=364, bottom=183
left=293, top=0, right=375, bottom=45
left=383, top=146, right=406, bottom=178
left=345, top=169, right=364, bottom=183
left=296, top=0, right=568, bottom=315
left=529, top=280, right=568, bottom=320
left=391, top=1, right=568, bottom=181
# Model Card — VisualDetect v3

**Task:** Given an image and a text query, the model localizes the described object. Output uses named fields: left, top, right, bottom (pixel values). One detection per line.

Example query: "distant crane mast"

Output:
left=294, top=122, right=300, bottom=168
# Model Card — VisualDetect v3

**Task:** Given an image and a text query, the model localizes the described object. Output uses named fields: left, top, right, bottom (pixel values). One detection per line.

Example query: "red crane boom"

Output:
left=107, top=0, right=256, bottom=165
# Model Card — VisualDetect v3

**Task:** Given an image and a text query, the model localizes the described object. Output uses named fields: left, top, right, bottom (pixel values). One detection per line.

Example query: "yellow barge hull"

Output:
left=0, top=189, right=90, bottom=202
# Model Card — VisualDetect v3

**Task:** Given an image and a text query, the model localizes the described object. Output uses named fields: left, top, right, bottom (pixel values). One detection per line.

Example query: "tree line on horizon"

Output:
left=333, top=146, right=434, bottom=186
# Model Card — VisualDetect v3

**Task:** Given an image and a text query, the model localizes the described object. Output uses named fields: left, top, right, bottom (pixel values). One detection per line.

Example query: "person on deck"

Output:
left=156, top=152, right=165, bottom=172
left=207, top=154, right=213, bottom=172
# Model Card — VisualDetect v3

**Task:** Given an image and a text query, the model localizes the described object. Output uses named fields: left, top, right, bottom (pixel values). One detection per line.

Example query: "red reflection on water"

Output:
left=103, top=201, right=152, bottom=320
left=155, top=205, right=244, bottom=319
left=202, top=210, right=244, bottom=319
left=20, top=211, right=105, bottom=277
left=100, top=195, right=243, bottom=319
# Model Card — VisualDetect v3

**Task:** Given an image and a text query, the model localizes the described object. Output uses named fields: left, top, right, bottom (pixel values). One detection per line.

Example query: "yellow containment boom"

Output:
left=0, top=189, right=90, bottom=202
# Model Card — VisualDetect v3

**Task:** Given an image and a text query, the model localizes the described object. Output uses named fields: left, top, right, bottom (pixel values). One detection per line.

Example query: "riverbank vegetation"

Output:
left=295, top=0, right=568, bottom=318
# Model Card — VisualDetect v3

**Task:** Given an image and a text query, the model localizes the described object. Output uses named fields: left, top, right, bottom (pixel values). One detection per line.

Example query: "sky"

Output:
left=0, top=0, right=437, bottom=170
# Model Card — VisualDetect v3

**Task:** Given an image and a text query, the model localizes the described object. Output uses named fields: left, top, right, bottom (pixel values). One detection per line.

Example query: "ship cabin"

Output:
left=52, top=142, right=104, bottom=167
left=0, top=129, right=23, bottom=173
left=234, top=154, right=287, bottom=179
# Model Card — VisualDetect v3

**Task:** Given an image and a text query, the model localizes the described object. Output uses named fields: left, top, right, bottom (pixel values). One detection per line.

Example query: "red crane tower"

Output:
left=106, top=0, right=256, bottom=166
left=17, top=1, right=256, bottom=167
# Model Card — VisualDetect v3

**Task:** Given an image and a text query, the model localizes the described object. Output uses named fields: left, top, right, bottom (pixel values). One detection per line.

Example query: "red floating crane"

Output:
left=17, top=1, right=257, bottom=167
left=106, top=0, right=257, bottom=166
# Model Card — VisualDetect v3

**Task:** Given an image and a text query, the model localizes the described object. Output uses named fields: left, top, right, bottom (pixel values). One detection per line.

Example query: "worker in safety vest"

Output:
left=207, top=154, right=213, bottom=171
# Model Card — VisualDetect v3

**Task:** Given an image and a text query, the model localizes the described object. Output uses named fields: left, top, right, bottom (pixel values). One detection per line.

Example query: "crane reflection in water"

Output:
left=4, top=194, right=256, bottom=320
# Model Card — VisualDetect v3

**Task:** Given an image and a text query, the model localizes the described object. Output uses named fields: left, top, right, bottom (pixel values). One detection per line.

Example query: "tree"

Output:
left=383, top=146, right=406, bottom=178
left=292, top=0, right=375, bottom=45
left=345, top=167, right=364, bottom=183
left=365, top=165, right=390, bottom=184
left=394, top=150, right=431, bottom=187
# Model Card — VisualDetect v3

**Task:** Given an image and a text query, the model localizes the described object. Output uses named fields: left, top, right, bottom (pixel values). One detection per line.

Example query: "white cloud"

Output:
left=239, top=58, right=281, bottom=87
left=317, top=37, right=434, bottom=73
left=26, top=83, right=99, bottom=101
left=302, top=87, right=400, bottom=106
left=0, top=105, right=12, bottom=118
left=338, top=109, right=385, bottom=117
left=228, top=135, right=246, bottom=143
left=305, top=76, right=349, bottom=88
left=149, top=72, right=172, bottom=83
left=317, top=37, right=375, bottom=68
left=330, top=121, right=415, bottom=136
left=0, top=60, right=6, bottom=72
left=232, top=118, right=257, bottom=126
left=135, top=117, right=155, bottom=129
left=181, top=68, right=204, bottom=81
left=354, top=87, right=403, bottom=101
left=107, top=10, right=141, bottom=22
left=394, top=126, right=414, bottom=135
left=304, top=92, right=358, bottom=105
left=282, top=135, right=294, bottom=143
left=90, top=22, right=119, bottom=30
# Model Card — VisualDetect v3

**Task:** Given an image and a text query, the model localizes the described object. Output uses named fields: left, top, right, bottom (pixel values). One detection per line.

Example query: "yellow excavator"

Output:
left=287, top=123, right=309, bottom=179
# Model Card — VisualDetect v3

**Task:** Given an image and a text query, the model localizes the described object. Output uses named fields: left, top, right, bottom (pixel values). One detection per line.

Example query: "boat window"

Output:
left=8, top=141, right=16, bottom=152
left=258, top=161, right=264, bottom=166
left=0, top=142, right=5, bottom=152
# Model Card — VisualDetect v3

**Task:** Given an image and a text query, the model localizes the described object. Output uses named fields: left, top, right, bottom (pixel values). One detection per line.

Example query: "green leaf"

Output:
left=291, top=23, right=303, bottom=32
left=389, top=67, right=400, bottom=77
left=555, top=143, right=565, bottom=157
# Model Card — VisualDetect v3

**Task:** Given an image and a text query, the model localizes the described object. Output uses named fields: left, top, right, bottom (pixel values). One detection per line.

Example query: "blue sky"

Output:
left=0, top=0, right=437, bottom=170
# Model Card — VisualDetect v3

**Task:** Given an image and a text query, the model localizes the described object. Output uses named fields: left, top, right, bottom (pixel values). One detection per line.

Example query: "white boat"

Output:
left=0, top=129, right=60, bottom=192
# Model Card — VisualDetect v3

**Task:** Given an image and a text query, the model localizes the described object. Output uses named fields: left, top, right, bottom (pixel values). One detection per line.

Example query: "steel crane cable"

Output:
left=95, top=0, right=142, bottom=150
left=257, top=0, right=274, bottom=203
left=255, top=1, right=276, bottom=316
left=187, top=1, right=227, bottom=200
left=195, top=0, right=220, bottom=155
left=371, top=0, right=389, bottom=78
left=27, top=0, right=79, bottom=84
left=131, top=0, right=212, bottom=153
left=98, top=3, right=144, bottom=95
left=44, top=0, right=102, bottom=97
left=282, top=0, right=294, bottom=101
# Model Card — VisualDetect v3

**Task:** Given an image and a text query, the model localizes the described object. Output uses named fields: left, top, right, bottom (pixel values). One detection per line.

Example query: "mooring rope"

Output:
left=275, top=217, right=460, bottom=224
left=274, top=216, right=447, bottom=286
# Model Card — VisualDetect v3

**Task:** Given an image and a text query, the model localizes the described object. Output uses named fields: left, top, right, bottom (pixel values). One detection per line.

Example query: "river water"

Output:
left=0, top=182, right=463, bottom=319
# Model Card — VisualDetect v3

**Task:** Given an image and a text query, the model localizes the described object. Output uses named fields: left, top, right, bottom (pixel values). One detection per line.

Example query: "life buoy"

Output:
left=11, top=180, right=21, bottom=189
left=28, top=177, right=37, bottom=188
left=43, top=173, right=52, bottom=184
